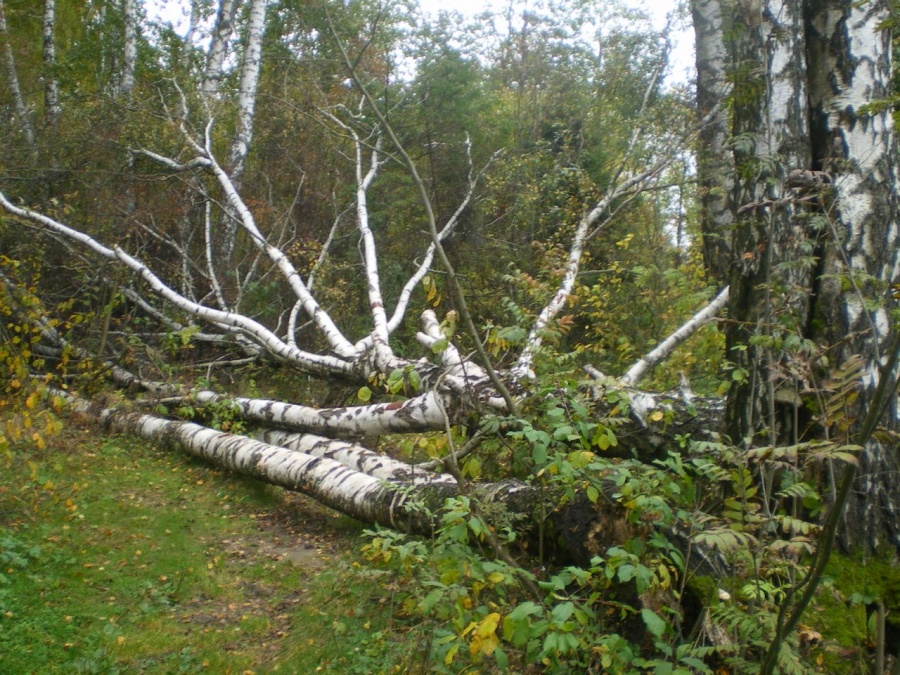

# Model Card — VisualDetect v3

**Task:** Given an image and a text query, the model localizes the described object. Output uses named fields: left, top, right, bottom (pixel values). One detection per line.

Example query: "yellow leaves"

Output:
left=423, top=275, right=441, bottom=307
left=443, top=642, right=460, bottom=665
left=648, top=410, right=665, bottom=423
left=566, top=449, right=595, bottom=468
left=486, top=571, right=505, bottom=585
left=464, top=612, right=501, bottom=659
left=615, top=233, right=634, bottom=249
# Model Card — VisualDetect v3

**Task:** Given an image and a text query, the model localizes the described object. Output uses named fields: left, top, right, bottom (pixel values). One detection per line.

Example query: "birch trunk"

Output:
left=0, top=0, right=35, bottom=152
left=60, top=390, right=727, bottom=576
left=218, top=0, right=266, bottom=261
left=709, top=0, right=900, bottom=551
left=120, top=0, right=137, bottom=97
left=724, top=0, right=813, bottom=448
left=229, top=0, right=266, bottom=185
left=691, top=0, right=732, bottom=283
left=804, top=0, right=900, bottom=551
left=42, top=0, right=59, bottom=124
left=203, top=0, right=239, bottom=98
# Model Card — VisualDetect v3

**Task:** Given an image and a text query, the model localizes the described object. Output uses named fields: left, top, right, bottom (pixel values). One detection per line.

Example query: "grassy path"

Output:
left=0, top=425, right=401, bottom=673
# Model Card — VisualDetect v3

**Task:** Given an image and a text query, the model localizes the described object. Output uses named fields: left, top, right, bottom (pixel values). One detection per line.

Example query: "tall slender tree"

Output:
left=42, top=0, right=59, bottom=124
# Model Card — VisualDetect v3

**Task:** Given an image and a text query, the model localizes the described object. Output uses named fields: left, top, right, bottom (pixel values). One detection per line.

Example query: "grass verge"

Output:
left=0, top=424, right=405, bottom=673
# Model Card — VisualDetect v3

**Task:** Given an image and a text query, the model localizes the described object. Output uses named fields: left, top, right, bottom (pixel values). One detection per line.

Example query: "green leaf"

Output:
left=387, top=369, right=405, bottom=394
left=497, top=325, right=527, bottom=343
left=617, top=563, right=636, bottom=583
left=641, top=608, right=667, bottom=638
left=419, top=588, right=444, bottom=612
left=551, top=601, right=574, bottom=625
left=357, top=386, right=372, bottom=402
left=508, top=602, right=542, bottom=621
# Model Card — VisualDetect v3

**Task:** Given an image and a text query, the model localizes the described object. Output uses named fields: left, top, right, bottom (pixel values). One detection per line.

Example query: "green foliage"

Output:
left=170, top=392, right=246, bottom=434
left=353, top=384, right=711, bottom=672
left=348, top=357, right=884, bottom=673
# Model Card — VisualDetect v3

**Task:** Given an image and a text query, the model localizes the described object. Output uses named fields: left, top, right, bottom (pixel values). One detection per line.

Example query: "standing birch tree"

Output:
left=693, top=0, right=900, bottom=551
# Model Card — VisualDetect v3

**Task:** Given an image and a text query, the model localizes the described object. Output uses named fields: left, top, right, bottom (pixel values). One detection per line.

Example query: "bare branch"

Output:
left=621, top=286, right=730, bottom=386
left=327, top=11, right=517, bottom=414
left=0, top=193, right=355, bottom=377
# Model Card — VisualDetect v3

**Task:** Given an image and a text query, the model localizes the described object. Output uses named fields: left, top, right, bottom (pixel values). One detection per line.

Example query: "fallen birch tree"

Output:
left=4, top=4, right=898, bottom=668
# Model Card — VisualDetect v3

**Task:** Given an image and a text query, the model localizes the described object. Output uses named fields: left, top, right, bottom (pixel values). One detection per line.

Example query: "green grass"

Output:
left=0, top=425, right=407, bottom=674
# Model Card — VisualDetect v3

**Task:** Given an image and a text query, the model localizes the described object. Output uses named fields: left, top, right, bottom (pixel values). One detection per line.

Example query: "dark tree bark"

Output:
left=691, top=0, right=733, bottom=283
left=694, top=0, right=900, bottom=552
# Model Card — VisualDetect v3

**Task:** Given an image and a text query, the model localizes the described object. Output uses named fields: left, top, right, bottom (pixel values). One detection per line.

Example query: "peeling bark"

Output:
left=805, top=0, right=900, bottom=551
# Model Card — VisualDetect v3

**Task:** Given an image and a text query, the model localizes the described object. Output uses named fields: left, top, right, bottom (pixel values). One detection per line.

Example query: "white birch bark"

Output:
left=120, top=0, right=137, bottom=97
left=42, top=0, right=59, bottom=123
left=320, top=107, right=393, bottom=364
left=0, top=0, right=35, bottom=152
left=192, top=389, right=450, bottom=437
left=134, top=145, right=358, bottom=358
left=229, top=0, right=266, bottom=185
left=513, top=163, right=670, bottom=378
left=196, top=146, right=358, bottom=358
left=724, top=0, right=814, bottom=448
left=57, top=391, right=537, bottom=538
left=58, top=388, right=726, bottom=574
left=0, top=192, right=355, bottom=377
left=805, top=0, right=900, bottom=550
left=204, top=199, right=229, bottom=310
left=203, top=0, right=239, bottom=98
left=691, top=0, right=733, bottom=281
left=259, top=429, right=455, bottom=483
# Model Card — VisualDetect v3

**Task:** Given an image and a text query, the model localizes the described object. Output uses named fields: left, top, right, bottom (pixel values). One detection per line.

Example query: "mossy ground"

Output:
left=803, top=555, right=900, bottom=674
left=0, top=422, right=408, bottom=673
